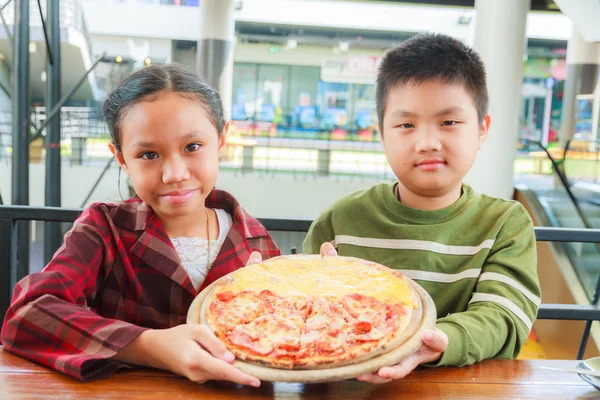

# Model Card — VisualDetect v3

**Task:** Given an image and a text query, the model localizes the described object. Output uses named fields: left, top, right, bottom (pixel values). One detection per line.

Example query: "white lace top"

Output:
left=170, top=209, right=233, bottom=291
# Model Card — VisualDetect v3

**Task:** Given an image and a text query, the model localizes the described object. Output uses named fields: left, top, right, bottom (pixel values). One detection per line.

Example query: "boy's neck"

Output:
left=396, top=183, right=462, bottom=211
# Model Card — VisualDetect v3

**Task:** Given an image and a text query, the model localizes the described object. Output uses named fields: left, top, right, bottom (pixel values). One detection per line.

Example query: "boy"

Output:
left=303, top=34, right=540, bottom=384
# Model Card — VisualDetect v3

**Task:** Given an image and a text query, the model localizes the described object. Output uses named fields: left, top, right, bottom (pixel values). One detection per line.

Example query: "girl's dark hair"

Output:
left=102, top=63, right=225, bottom=152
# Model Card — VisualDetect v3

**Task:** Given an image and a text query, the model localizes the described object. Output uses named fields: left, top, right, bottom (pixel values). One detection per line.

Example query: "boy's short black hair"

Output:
left=376, top=33, right=488, bottom=130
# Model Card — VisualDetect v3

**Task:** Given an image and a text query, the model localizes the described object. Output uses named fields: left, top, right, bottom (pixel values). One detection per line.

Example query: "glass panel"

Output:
left=318, top=81, right=350, bottom=140
left=256, top=64, right=289, bottom=137
left=350, top=83, right=377, bottom=142
left=289, top=66, right=320, bottom=136
left=231, top=63, right=258, bottom=137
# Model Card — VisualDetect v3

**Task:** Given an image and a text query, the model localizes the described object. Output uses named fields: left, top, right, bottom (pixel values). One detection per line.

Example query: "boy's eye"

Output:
left=141, top=152, right=158, bottom=160
left=441, top=120, right=458, bottom=126
left=185, top=143, right=201, bottom=152
left=397, top=123, right=415, bottom=129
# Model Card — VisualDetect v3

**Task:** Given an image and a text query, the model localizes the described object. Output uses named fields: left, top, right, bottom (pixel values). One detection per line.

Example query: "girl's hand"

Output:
left=246, top=251, right=262, bottom=266
left=115, top=325, right=260, bottom=387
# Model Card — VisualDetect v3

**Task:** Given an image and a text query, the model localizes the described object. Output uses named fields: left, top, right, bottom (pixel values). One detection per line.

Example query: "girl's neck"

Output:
left=158, top=206, right=209, bottom=238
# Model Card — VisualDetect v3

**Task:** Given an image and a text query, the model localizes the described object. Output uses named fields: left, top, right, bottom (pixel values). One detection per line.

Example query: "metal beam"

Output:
left=0, top=205, right=82, bottom=222
left=578, top=262, right=600, bottom=359
left=29, top=53, right=106, bottom=144
left=537, top=304, right=600, bottom=321
left=256, top=218, right=313, bottom=233
left=0, top=78, right=10, bottom=99
left=0, top=0, right=12, bottom=12
left=36, top=0, right=54, bottom=66
left=0, top=218, right=12, bottom=319
left=44, top=0, right=61, bottom=264
left=11, top=0, right=30, bottom=284
left=0, top=0, right=12, bottom=46
left=534, top=226, right=600, bottom=243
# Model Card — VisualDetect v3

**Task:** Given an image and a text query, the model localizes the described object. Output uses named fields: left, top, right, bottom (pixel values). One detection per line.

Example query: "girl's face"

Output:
left=109, top=90, right=226, bottom=221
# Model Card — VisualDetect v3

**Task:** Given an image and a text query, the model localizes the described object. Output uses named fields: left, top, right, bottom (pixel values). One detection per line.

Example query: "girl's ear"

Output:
left=108, top=142, right=130, bottom=175
left=218, top=122, right=229, bottom=154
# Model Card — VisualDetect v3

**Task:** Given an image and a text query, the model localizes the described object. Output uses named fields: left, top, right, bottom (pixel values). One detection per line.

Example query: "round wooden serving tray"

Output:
left=187, top=267, right=436, bottom=383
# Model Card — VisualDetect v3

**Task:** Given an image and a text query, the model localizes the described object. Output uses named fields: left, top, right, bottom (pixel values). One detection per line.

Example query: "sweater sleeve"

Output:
left=302, top=208, right=336, bottom=255
left=430, top=204, right=540, bottom=366
left=1, top=205, right=148, bottom=381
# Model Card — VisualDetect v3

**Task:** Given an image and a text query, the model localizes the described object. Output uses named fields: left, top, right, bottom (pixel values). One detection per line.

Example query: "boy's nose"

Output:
left=415, top=130, right=442, bottom=153
left=162, top=157, right=190, bottom=184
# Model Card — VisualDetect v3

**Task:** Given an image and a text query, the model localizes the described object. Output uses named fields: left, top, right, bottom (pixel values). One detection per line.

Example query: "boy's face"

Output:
left=379, top=80, right=490, bottom=200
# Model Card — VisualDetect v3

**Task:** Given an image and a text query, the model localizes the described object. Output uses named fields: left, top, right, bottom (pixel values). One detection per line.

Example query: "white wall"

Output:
left=80, top=0, right=572, bottom=44
left=81, top=0, right=198, bottom=41
left=90, top=34, right=173, bottom=63
left=234, top=43, right=386, bottom=67
left=0, top=162, right=384, bottom=219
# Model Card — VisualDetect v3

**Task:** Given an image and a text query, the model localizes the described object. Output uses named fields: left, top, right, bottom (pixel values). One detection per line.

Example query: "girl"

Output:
left=1, top=64, right=280, bottom=386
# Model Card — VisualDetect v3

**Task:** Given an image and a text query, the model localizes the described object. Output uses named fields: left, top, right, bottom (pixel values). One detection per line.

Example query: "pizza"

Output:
left=201, top=255, right=420, bottom=370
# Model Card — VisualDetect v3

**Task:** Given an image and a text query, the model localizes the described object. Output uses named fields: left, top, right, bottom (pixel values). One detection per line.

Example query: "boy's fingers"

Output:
left=378, top=356, right=417, bottom=380
left=246, top=251, right=262, bottom=266
left=422, top=328, right=448, bottom=353
left=356, top=372, right=391, bottom=384
left=320, top=242, right=338, bottom=257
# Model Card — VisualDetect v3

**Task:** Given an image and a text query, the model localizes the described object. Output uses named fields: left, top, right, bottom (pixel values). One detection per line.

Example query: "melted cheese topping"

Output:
left=213, top=255, right=418, bottom=308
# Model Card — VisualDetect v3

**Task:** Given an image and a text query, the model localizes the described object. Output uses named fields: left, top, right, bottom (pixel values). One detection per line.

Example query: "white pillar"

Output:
left=559, top=27, right=600, bottom=144
left=464, top=0, right=529, bottom=200
left=198, top=0, right=235, bottom=119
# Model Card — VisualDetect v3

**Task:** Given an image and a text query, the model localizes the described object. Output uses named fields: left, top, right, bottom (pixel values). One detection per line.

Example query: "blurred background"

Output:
left=2, top=0, right=600, bottom=361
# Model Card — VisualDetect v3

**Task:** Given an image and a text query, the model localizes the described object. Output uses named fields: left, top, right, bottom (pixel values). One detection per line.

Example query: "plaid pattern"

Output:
left=1, top=189, right=280, bottom=381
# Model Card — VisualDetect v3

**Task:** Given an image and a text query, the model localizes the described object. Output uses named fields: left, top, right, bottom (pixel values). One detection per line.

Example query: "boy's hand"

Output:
left=246, top=251, right=262, bottom=266
left=320, top=242, right=338, bottom=256
left=356, top=328, right=448, bottom=384
left=117, top=325, right=261, bottom=387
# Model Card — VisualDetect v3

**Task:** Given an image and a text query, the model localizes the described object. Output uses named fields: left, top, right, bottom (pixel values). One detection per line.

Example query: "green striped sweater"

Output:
left=302, top=183, right=540, bottom=366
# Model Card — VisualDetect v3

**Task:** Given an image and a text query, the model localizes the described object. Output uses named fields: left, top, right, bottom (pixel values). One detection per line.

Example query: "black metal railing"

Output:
left=523, top=139, right=595, bottom=231
left=1, top=205, right=600, bottom=359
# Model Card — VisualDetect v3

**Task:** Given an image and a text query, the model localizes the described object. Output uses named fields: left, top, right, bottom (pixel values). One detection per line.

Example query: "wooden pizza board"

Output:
left=187, top=270, right=436, bottom=383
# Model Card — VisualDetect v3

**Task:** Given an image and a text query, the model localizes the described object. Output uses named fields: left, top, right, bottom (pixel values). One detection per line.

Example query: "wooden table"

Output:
left=0, top=347, right=595, bottom=399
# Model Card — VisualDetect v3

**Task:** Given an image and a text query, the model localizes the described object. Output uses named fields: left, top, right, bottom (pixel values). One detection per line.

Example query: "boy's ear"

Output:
left=108, top=142, right=130, bottom=175
left=478, top=114, right=491, bottom=149
left=378, top=123, right=385, bottom=149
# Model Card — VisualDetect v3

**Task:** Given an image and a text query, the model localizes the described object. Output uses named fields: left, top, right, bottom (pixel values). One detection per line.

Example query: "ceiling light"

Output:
left=144, top=57, right=152, bottom=66
left=115, top=56, right=123, bottom=63
left=29, top=42, right=36, bottom=53
left=286, top=39, right=297, bottom=49
left=458, top=15, right=472, bottom=25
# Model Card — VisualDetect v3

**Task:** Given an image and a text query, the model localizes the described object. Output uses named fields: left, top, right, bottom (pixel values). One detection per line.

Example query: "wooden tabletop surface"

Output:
left=0, top=346, right=596, bottom=399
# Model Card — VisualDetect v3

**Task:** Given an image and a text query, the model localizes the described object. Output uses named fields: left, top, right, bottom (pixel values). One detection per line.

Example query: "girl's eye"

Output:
left=442, top=120, right=458, bottom=126
left=186, top=143, right=201, bottom=152
left=141, top=152, right=158, bottom=160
